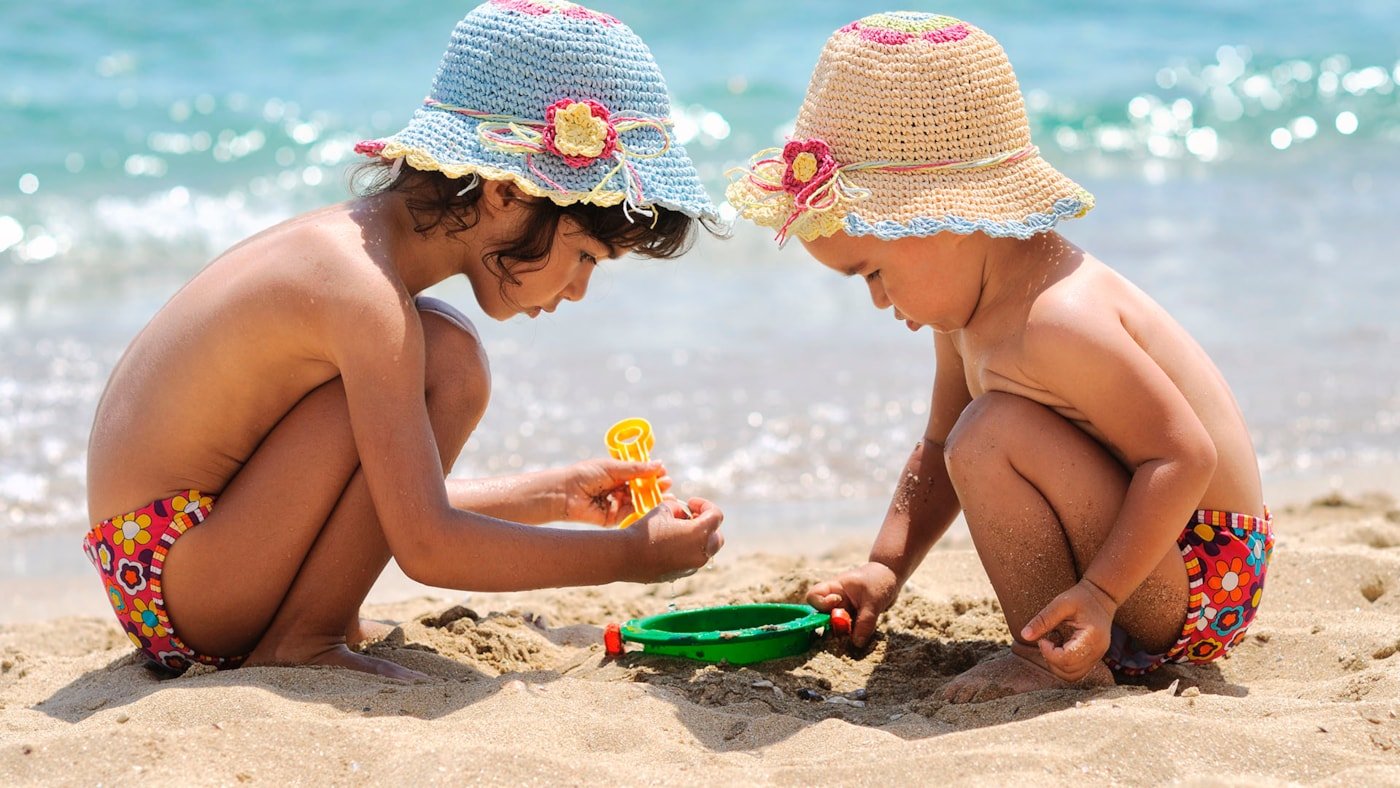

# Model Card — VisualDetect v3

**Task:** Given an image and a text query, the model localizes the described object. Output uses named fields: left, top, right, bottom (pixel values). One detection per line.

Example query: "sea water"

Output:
left=3, top=1, right=1398, bottom=596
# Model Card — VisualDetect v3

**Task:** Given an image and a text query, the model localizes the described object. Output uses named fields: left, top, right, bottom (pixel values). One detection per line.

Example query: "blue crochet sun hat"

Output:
left=356, top=0, right=717, bottom=222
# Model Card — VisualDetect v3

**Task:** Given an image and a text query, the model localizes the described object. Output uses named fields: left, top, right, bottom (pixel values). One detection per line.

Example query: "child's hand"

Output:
left=625, top=498, right=724, bottom=582
left=1019, top=579, right=1119, bottom=682
left=806, top=562, right=899, bottom=648
left=559, top=459, right=672, bottom=526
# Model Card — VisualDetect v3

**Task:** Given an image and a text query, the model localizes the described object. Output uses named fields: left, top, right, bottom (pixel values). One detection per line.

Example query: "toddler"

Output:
left=728, top=12, right=1272, bottom=703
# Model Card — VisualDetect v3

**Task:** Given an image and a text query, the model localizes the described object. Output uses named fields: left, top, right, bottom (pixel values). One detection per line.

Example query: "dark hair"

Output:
left=350, top=160, right=718, bottom=291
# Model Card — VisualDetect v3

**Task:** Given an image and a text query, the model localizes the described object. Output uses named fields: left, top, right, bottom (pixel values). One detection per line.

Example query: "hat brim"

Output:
left=840, top=152, right=1093, bottom=240
left=726, top=150, right=1092, bottom=243
left=371, top=105, right=720, bottom=222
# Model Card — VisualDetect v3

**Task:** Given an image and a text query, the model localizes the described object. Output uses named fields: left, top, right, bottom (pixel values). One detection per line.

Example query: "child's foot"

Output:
left=246, top=639, right=428, bottom=682
left=941, top=646, right=1113, bottom=704
left=347, top=617, right=396, bottom=648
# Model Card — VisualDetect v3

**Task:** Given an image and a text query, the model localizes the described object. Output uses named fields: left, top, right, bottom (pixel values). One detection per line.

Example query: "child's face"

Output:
left=498, top=218, right=615, bottom=320
left=802, top=231, right=976, bottom=332
left=466, top=202, right=618, bottom=321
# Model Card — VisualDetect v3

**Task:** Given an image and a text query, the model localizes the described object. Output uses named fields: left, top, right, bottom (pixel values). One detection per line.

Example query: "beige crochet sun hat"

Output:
left=727, top=12, right=1093, bottom=244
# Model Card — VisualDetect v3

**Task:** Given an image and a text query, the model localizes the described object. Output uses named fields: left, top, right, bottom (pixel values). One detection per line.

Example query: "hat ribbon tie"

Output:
left=733, top=139, right=1038, bottom=243
left=424, top=98, right=672, bottom=217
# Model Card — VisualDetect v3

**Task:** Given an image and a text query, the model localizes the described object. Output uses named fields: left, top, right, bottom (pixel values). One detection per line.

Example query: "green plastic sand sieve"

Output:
left=604, top=603, right=851, bottom=665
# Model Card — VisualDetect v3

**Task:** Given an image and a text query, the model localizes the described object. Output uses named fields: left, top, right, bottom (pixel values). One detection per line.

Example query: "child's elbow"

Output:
left=397, top=553, right=439, bottom=587
left=387, top=530, right=448, bottom=588
left=1180, top=434, right=1218, bottom=486
left=396, top=543, right=453, bottom=588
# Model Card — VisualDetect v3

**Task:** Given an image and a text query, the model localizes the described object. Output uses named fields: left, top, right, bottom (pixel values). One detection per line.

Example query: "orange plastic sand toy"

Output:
left=605, top=417, right=664, bottom=528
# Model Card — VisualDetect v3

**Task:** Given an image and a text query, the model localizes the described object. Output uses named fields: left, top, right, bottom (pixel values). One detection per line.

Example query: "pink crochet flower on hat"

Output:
left=543, top=99, right=619, bottom=168
left=780, top=139, right=838, bottom=202
left=354, top=140, right=386, bottom=156
left=491, top=0, right=619, bottom=25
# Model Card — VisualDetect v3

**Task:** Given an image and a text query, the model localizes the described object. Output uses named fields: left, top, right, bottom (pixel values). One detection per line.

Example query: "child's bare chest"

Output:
left=954, top=329, right=1087, bottom=419
left=951, top=327, right=1124, bottom=463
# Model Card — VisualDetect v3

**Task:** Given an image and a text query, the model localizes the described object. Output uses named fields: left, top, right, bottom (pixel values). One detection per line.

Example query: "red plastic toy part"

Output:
left=829, top=608, right=852, bottom=636
left=603, top=622, right=624, bottom=656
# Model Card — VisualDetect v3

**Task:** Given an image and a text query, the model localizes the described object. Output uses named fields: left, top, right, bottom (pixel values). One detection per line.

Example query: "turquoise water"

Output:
left=2, top=1, right=1399, bottom=543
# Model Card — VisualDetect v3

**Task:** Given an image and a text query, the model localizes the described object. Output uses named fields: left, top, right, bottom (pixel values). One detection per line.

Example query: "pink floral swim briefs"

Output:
left=82, top=491, right=244, bottom=674
left=1105, top=507, right=1274, bottom=676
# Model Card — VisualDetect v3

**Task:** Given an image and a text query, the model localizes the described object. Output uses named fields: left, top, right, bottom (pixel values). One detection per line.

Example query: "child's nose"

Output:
left=866, top=277, right=891, bottom=310
left=563, top=265, right=593, bottom=302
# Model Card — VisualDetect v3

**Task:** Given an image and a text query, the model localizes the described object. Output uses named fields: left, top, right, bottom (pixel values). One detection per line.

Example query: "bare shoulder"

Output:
left=261, top=209, right=400, bottom=299
left=1021, top=255, right=1133, bottom=352
left=1018, top=252, right=1210, bottom=400
left=222, top=207, right=413, bottom=336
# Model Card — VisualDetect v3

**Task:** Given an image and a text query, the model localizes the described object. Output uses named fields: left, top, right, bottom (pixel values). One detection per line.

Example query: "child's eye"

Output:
left=865, top=271, right=880, bottom=281
left=580, top=251, right=598, bottom=266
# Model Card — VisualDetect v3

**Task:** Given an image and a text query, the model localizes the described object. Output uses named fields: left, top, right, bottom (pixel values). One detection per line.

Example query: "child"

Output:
left=728, top=12, right=1272, bottom=703
left=82, top=0, right=725, bottom=681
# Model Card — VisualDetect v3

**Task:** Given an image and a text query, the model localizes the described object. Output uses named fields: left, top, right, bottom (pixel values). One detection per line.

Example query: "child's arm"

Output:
left=446, top=460, right=669, bottom=526
left=1018, top=309, right=1217, bottom=680
left=321, top=276, right=720, bottom=591
left=808, top=332, right=971, bottom=645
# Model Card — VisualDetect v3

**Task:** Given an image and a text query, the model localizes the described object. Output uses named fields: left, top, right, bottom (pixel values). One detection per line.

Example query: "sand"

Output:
left=3, top=494, right=1400, bottom=786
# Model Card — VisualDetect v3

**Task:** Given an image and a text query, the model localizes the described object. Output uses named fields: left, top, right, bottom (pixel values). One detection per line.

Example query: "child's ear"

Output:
left=481, top=179, right=526, bottom=214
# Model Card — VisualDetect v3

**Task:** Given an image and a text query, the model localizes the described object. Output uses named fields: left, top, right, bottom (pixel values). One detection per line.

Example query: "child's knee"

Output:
left=416, top=297, right=490, bottom=453
left=943, top=391, right=1041, bottom=476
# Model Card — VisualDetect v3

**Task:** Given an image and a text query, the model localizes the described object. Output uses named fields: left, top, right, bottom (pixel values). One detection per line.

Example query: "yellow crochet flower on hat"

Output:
left=725, top=140, right=857, bottom=243
left=543, top=100, right=619, bottom=167
left=553, top=103, right=609, bottom=158
left=725, top=168, right=848, bottom=243
left=790, top=152, right=819, bottom=184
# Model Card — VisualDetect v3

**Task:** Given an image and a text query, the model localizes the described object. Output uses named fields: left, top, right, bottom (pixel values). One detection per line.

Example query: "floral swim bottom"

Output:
left=82, top=491, right=244, bottom=674
left=1106, top=507, right=1274, bottom=676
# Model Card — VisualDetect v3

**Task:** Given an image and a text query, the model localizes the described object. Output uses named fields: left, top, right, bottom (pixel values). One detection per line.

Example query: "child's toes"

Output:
left=940, top=676, right=971, bottom=703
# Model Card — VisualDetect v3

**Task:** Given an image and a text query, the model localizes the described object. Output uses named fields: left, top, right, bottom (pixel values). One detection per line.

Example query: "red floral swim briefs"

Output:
left=1106, top=507, right=1274, bottom=676
left=82, top=491, right=243, bottom=674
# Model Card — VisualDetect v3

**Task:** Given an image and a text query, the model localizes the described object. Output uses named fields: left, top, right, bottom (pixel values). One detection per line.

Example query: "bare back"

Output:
left=86, top=205, right=389, bottom=523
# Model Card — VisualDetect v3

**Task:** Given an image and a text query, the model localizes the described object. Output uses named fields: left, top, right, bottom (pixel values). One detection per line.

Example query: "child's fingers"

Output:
left=1037, top=638, right=1075, bottom=680
left=607, top=460, right=665, bottom=481
left=692, top=506, right=724, bottom=533
left=657, top=493, right=692, bottom=518
left=1038, top=633, right=1094, bottom=682
left=668, top=499, right=721, bottom=534
left=1020, top=595, right=1073, bottom=642
left=705, top=528, right=724, bottom=558
left=805, top=583, right=843, bottom=611
left=686, top=497, right=722, bottom=526
left=1037, top=637, right=1090, bottom=682
left=852, top=606, right=879, bottom=648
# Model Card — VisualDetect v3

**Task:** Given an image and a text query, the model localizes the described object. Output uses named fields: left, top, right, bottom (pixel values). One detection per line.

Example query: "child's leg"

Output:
left=160, top=303, right=487, bottom=678
left=939, top=391, right=1189, bottom=703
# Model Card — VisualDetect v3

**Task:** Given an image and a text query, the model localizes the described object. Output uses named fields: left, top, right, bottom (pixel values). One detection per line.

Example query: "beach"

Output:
left=4, top=494, right=1400, bottom=785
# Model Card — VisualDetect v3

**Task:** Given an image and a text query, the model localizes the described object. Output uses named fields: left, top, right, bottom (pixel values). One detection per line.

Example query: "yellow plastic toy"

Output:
left=605, top=417, right=664, bottom=528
